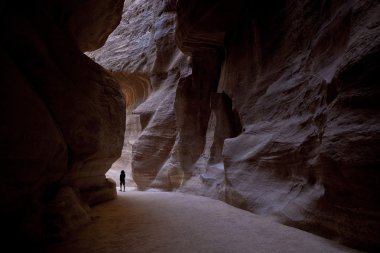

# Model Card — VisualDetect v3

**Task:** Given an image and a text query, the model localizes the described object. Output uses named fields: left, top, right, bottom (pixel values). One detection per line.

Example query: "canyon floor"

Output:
left=44, top=190, right=362, bottom=253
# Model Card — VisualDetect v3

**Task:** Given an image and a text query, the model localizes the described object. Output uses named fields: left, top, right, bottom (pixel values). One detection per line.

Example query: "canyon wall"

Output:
left=105, top=113, right=140, bottom=187
left=89, top=0, right=379, bottom=251
left=88, top=0, right=191, bottom=190
left=175, top=0, right=380, bottom=251
left=0, top=0, right=125, bottom=247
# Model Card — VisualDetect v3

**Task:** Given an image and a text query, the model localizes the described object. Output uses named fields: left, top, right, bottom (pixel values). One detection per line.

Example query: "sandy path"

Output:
left=44, top=191, right=362, bottom=253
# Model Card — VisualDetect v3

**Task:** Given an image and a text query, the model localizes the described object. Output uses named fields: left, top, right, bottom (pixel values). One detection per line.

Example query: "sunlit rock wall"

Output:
left=0, top=0, right=125, bottom=246
left=88, top=0, right=191, bottom=190
left=89, top=0, right=379, bottom=251
left=176, top=0, right=380, bottom=251
left=105, top=113, right=140, bottom=187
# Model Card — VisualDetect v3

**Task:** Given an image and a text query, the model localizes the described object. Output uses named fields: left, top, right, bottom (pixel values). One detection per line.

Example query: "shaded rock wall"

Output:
left=0, top=0, right=125, bottom=246
left=175, top=0, right=380, bottom=251
left=86, top=0, right=379, bottom=251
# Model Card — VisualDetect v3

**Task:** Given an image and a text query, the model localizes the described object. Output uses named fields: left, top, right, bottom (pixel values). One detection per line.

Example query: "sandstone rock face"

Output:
left=86, top=0, right=379, bottom=251
left=88, top=0, right=191, bottom=190
left=0, top=0, right=125, bottom=246
left=56, top=0, right=124, bottom=52
left=175, top=0, right=380, bottom=251
left=105, top=113, right=141, bottom=187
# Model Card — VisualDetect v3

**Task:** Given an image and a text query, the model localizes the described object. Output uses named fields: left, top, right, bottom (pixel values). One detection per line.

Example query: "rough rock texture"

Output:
left=0, top=0, right=125, bottom=247
left=88, top=0, right=191, bottom=190
left=175, top=0, right=380, bottom=251
left=86, top=0, right=379, bottom=251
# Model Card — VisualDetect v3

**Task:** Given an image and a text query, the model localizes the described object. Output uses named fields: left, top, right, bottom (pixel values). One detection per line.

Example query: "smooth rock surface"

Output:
left=106, top=114, right=141, bottom=187
left=1, top=0, right=125, bottom=244
left=88, top=0, right=191, bottom=190
left=175, top=1, right=380, bottom=250
left=82, top=0, right=380, bottom=251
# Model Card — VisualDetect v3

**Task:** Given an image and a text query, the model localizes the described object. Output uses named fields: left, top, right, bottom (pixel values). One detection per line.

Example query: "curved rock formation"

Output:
left=175, top=0, right=380, bottom=251
left=0, top=0, right=125, bottom=247
left=88, top=0, right=191, bottom=190
left=57, top=0, right=124, bottom=51
left=67, top=0, right=379, bottom=251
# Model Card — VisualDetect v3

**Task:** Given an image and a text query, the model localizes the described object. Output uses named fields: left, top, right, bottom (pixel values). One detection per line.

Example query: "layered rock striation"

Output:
left=175, top=0, right=380, bottom=251
left=86, top=0, right=379, bottom=251
left=0, top=0, right=125, bottom=246
left=88, top=0, right=191, bottom=190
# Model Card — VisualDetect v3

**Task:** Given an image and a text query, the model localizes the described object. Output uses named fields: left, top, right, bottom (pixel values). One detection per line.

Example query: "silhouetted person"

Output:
left=120, top=170, right=126, bottom=192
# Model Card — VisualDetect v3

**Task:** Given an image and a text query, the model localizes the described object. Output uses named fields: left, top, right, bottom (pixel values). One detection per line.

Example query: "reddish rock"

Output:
left=63, top=0, right=379, bottom=251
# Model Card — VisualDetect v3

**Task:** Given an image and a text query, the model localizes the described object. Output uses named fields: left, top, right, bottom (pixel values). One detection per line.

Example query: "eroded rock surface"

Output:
left=88, top=0, right=191, bottom=190
left=0, top=0, right=125, bottom=246
left=175, top=0, right=380, bottom=251
left=106, top=113, right=141, bottom=187
left=87, top=0, right=379, bottom=251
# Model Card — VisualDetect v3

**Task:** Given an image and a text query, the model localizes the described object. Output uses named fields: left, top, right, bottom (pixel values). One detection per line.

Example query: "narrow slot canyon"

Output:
left=1, top=0, right=379, bottom=252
